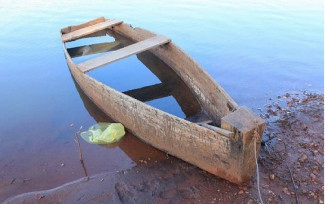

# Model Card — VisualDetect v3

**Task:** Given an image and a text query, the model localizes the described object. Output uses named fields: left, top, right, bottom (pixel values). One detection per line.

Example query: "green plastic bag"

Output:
left=80, top=123, right=125, bottom=144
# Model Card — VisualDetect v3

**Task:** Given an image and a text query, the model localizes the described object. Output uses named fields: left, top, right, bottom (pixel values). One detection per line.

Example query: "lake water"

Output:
left=0, top=0, right=323, bottom=201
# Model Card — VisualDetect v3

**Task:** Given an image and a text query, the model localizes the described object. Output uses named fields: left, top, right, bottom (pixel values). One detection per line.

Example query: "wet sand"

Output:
left=4, top=92, right=323, bottom=204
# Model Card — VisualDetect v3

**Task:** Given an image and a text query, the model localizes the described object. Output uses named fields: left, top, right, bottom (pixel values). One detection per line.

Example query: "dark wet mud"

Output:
left=4, top=92, right=324, bottom=204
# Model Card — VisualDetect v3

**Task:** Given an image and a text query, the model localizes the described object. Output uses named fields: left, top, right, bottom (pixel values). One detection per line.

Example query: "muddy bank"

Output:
left=5, top=92, right=324, bottom=203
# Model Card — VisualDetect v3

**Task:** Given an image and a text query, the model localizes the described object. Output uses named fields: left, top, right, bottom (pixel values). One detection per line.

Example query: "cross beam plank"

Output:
left=62, top=19, right=123, bottom=42
left=123, top=83, right=173, bottom=102
left=78, top=35, right=170, bottom=73
left=67, top=41, right=123, bottom=58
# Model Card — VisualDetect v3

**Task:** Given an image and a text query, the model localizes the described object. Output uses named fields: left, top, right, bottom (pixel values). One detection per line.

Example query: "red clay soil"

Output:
left=4, top=92, right=324, bottom=204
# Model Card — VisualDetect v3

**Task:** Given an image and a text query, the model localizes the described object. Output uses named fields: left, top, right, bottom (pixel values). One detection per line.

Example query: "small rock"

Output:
left=247, top=199, right=254, bottom=204
left=241, top=186, right=247, bottom=191
left=312, top=169, right=318, bottom=175
left=310, top=173, right=316, bottom=181
left=283, top=187, right=290, bottom=195
left=269, top=174, right=275, bottom=181
left=60, top=163, right=65, bottom=167
left=267, top=109, right=277, bottom=116
left=299, top=154, right=308, bottom=163
left=238, top=190, right=244, bottom=195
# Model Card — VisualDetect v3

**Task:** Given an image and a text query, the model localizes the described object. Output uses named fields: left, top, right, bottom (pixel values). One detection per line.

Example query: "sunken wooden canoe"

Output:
left=60, top=17, right=265, bottom=184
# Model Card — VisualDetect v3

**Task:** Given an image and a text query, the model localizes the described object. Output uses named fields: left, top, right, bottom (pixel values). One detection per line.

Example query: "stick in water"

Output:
left=70, top=123, right=89, bottom=181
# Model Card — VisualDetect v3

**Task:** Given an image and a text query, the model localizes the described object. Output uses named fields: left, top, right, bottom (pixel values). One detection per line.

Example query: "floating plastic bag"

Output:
left=80, top=122, right=125, bottom=144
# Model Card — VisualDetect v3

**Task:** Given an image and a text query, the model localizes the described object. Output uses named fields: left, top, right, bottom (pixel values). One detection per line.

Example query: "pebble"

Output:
left=238, top=190, right=244, bottom=195
left=61, top=163, right=65, bottom=167
left=310, top=173, right=316, bottom=181
left=299, top=154, right=308, bottom=163
left=269, top=174, right=275, bottom=181
left=283, top=187, right=290, bottom=195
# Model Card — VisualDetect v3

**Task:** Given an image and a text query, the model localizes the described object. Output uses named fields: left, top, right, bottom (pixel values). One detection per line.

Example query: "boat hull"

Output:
left=61, top=18, right=265, bottom=183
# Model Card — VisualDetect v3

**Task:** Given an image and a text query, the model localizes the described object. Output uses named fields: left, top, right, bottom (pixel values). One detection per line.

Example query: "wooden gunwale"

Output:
left=60, top=18, right=264, bottom=183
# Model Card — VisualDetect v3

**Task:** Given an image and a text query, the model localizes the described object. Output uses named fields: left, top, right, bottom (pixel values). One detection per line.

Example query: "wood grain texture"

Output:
left=61, top=17, right=106, bottom=34
left=62, top=19, right=123, bottom=42
left=198, top=123, right=234, bottom=137
left=221, top=106, right=265, bottom=181
left=78, top=35, right=170, bottom=73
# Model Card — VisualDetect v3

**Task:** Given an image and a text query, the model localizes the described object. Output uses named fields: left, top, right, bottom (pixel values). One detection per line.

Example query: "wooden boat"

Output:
left=60, top=17, right=265, bottom=184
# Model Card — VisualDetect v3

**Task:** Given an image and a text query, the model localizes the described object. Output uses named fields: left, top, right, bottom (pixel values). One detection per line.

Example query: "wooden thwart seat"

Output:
left=78, top=35, right=170, bottom=73
left=123, top=83, right=173, bottom=102
left=62, top=19, right=123, bottom=42
left=67, top=41, right=123, bottom=58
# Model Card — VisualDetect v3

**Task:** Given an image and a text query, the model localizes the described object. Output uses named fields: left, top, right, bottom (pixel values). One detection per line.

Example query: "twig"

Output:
left=70, top=123, right=89, bottom=181
left=254, top=120, right=264, bottom=204
left=254, top=137, right=264, bottom=204
left=287, top=165, right=300, bottom=204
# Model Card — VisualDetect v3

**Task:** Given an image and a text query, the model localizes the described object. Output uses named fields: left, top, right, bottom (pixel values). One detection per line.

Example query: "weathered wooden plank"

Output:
left=221, top=106, right=265, bottom=181
left=197, top=123, right=234, bottom=137
left=62, top=19, right=123, bottom=42
left=135, top=50, right=202, bottom=117
left=123, top=83, right=173, bottom=102
left=61, top=17, right=106, bottom=34
left=78, top=35, right=170, bottom=73
left=195, top=120, right=213, bottom=124
left=67, top=41, right=123, bottom=58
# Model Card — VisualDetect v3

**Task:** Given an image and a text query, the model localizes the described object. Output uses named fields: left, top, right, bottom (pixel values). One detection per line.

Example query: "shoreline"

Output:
left=4, top=91, right=324, bottom=203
